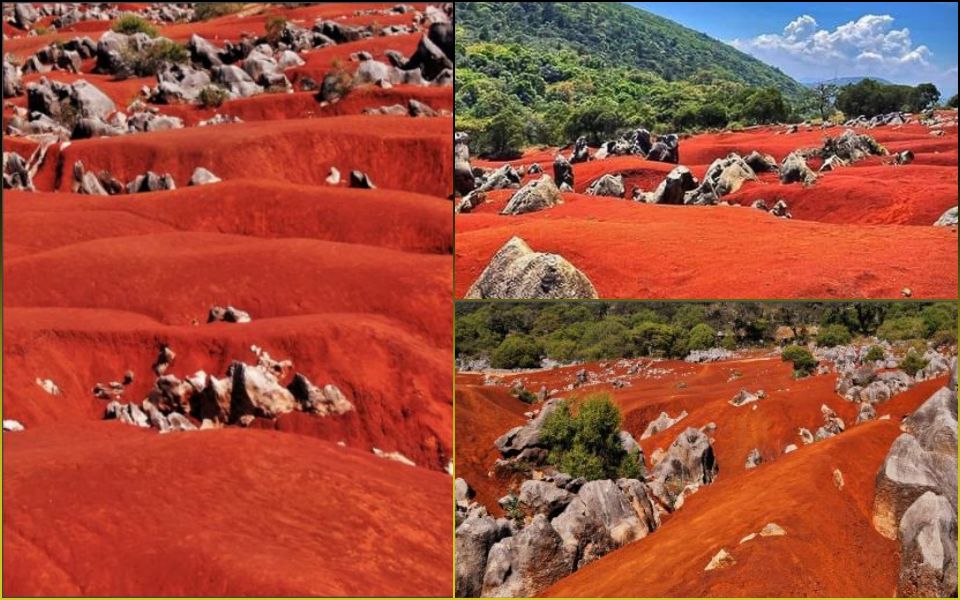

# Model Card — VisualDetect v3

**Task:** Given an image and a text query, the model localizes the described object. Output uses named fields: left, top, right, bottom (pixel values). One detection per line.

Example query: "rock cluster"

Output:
left=101, top=345, right=354, bottom=432
left=873, top=358, right=957, bottom=597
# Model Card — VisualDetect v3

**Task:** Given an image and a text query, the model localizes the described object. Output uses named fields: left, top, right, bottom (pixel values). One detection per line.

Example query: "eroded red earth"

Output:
left=456, top=121, right=959, bottom=298
left=456, top=357, right=949, bottom=596
left=3, top=3, right=452, bottom=596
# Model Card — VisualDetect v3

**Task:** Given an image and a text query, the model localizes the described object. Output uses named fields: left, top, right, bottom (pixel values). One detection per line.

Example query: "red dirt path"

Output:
left=458, top=120, right=959, bottom=299
left=3, top=3, right=453, bottom=595
left=456, top=358, right=950, bottom=596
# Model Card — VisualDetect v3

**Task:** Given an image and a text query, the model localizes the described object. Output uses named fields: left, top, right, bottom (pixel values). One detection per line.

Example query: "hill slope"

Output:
left=455, top=2, right=805, bottom=96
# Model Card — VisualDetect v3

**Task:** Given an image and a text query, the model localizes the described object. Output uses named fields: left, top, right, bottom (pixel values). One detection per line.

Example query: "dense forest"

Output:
left=455, top=302, right=958, bottom=368
left=455, top=2, right=950, bottom=156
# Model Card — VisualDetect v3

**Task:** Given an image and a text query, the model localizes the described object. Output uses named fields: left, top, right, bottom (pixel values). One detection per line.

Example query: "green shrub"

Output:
left=817, top=324, right=852, bottom=348
left=631, top=321, right=682, bottom=357
left=112, top=14, right=158, bottom=37
left=515, top=387, right=536, bottom=404
left=193, top=3, right=244, bottom=21
left=490, top=334, right=541, bottom=369
left=899, top=351, right=929, bottom=377
left=123, top=39, right=189, bottom=76
left=540, top=394, right=636, bottom=481
left=878, top=316, right=927, bottom=341
left=864, top=345, right=885, bottom=362
left=686, top=323, right=716, bottom=352
left=782, top=345, right=817, bottom=378
left=197, top=85, right=229, bottom=108
left=502, top=494, right=524, bottom=526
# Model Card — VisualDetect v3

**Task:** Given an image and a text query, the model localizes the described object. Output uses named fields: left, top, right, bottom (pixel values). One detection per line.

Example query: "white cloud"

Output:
left=730, top=14, right=935, bottom=77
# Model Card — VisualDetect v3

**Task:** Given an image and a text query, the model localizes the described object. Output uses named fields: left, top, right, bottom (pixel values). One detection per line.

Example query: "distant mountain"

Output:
left=455, top=2, right=807, bottom=97
left=803, top=76, right=893, bottom=88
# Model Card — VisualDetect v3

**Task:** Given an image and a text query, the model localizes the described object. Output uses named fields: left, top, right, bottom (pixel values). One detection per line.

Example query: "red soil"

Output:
left=4, top=4, right=453, bottom=596
left=3, top=424, right=452, bottom=597
left=456, top=359, right=950, bottom=596
left=457, top=120, right=959, bottom=299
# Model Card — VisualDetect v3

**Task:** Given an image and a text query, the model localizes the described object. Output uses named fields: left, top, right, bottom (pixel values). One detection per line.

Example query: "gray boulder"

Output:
left=519, top=480, right=574, bottom=518
left=482, top=514, right=573, bottom=597
left=456, top=512, right=510, bottom=598
left=780, top=152, right=817, bottom=185
left=640, top=411, right=687, bottom=440
left=189, top=167, right=221, bottom=186
left=934, top=206, right=958, bottom=227
left=494, top=398, right=563, bottom=457
left=585, top=174, right=625, bottom=198
left=642, top=166, right=697, bottom=204
left=649, top=427, right=718, bottom=509
left=465, top=237, right=598, bottom=300
left=553, top=154, right=574, bottom=189
left=897, top=491, right=958, bottom=597
left=745, top=448, right=763, bottom=470
left=501, top=175, right=563, bottom=215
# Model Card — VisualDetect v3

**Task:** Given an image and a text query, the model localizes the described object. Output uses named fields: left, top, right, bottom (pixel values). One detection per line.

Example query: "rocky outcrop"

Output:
left=482, top=514, right=573, bottom=597
left=456, top=509, right=513, bottom=597
left=780, top=152, right=817, bottom=185
left=286, top=373, right=354, bottom=417
left=501, top=175, right=563, bottom=215
left=189, top=167, right=221, bottom=186
left=494, top=398, right=563, bottom=458
left=873, top=358, right=957, bottom=597
left=640, top=410, right=687, bottom=440
left=648, top=427, right=718, bottom=510
left=465, top=237, right=598, bottom=300
left=822, top=129, right=887, bottom=163
left=640, top=166, right=698, bottom=205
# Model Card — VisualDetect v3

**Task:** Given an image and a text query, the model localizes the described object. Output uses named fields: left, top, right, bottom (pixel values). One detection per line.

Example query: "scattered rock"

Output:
left=760, top=522, right=786, bottom=537
left=704, top=548, right=735, bottom=571
left=189, top=167, right=221, bottom=186
left=2, top=419, right=25, bottom=432
left=287, top=373, right=354, bottom=416
left=349, top=170, right=375, bottom=189
left=207, top=305, right=251, bottom=323
left=640, top=411, right=687, bottom=440
left=745, top=448, right=763, bottom=470
left=780, top=152, right=817, bottom=185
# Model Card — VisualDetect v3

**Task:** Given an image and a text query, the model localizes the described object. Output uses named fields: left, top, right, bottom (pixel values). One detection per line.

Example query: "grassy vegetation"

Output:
left=193, top=3, right=245, bottom=22
left=197, top=85, right=229, bottom=108
left=899, top=350, right=929, bottom=377
left=122, top=39, right=189, bottom=77
left=455, top=302, right=957, bottom=369
left=112, top=14, right=158, bottom=37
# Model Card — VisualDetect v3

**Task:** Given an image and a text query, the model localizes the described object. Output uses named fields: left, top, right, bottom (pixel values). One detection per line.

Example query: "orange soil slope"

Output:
left=454, top=374, right=528, bottom=513
left=456, top=196, right=958, bottom=299
left=457, top=121, right=958, bottom=299
left=3, top=424, right=452, bottom=597
left=3, top=3, right=453, bottom=596
left=456, top=359, right=948, bottom=596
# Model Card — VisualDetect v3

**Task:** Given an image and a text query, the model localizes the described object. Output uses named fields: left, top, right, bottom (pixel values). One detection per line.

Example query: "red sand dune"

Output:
left=457, top=121, right=958, bottom=299
left=456, top=358, right=949, bottom=596
left=3, top=3, right=453, bottom=595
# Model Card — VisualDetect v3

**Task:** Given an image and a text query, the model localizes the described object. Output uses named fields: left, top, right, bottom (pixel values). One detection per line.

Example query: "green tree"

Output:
left=686, top=323, right=717, bottom=352
left=910, top=83, right=940, bottom=111
left=490, top=333, right=541, bottom=369
left=741, top=87, right=790, bottom=124
left=812, top=82, right=838, bottom=120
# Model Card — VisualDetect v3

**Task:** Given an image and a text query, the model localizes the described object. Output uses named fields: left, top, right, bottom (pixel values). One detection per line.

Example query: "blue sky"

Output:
left=629, top=2, right=958, bottom=96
